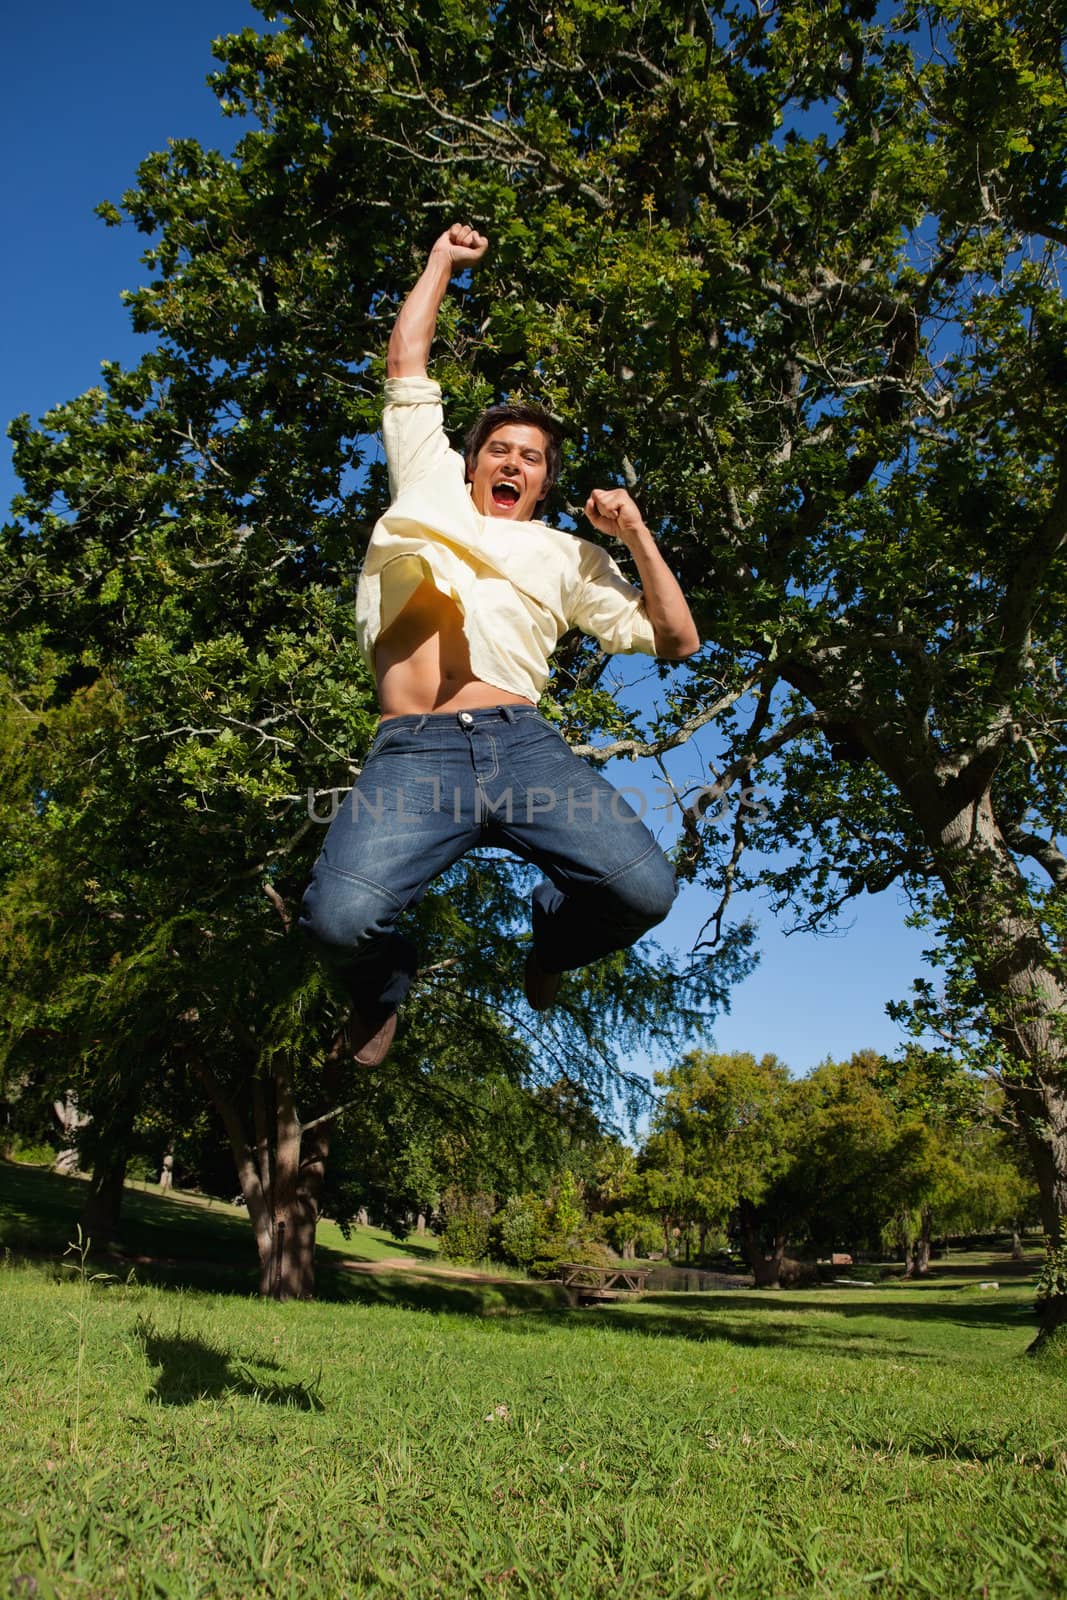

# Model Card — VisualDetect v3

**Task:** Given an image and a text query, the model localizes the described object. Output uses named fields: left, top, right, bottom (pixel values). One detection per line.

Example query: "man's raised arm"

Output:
left=387, top=224, right=489, bottom=379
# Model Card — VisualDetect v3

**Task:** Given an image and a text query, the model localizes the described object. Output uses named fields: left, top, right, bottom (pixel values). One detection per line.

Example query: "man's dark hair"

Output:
left=463, top=403, right=564, bottom=511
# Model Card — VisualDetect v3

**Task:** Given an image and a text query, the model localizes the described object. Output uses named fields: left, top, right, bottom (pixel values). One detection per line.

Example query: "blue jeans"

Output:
left=299, top=705, right=677, bottom=1023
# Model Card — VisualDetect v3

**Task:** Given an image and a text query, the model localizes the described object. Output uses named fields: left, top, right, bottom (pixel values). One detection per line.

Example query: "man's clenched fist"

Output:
left=432, top=223, right=489, bottom=266
left=584, top=488, right=649, bottom=547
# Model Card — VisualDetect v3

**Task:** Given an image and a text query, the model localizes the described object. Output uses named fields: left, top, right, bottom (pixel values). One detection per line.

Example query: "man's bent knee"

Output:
left=298, top=863, right=399, bottom=954
left=605, top=848, right=678, bottom=932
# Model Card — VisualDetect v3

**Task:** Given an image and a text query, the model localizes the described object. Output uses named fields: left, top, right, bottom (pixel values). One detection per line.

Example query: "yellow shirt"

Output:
left=354, top=376, right=658, bottom=702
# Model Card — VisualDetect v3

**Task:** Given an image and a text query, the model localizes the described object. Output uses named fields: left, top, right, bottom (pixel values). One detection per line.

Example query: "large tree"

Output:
left=4, top=0, right=1066, bottom=1317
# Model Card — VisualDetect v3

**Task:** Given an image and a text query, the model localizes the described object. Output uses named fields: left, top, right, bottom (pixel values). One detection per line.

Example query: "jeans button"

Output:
left=458, top=711, right=474, bottom=727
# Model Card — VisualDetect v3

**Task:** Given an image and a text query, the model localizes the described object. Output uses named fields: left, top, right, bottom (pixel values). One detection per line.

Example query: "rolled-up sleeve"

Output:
left=567, top=541, right=658, bottom=656
left=382, top=377, right=454, bottom=499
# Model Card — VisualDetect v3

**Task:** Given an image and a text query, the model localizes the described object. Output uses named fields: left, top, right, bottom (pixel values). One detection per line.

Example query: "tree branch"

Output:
left=569, top=667, right=768, bottom=762
left=677, top=707, right=831, bottom=895
left=1003, top=827, right=1067, bottom=890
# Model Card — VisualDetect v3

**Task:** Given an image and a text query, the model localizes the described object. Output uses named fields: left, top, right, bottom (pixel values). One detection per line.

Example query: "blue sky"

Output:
left=2, top=0, right=938, bottom=1077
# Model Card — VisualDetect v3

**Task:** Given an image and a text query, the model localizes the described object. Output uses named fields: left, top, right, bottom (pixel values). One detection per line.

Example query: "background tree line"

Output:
left=431, top=1046, right=1038, bottom=1286
left=2, top=0, right=1065, bottom=1326
left=3, top=1040, right=1037, bottom=1294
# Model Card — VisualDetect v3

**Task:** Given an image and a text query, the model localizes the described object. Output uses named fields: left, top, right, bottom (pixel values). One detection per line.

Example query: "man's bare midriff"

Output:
left=374, top=578, right=534, bottom=719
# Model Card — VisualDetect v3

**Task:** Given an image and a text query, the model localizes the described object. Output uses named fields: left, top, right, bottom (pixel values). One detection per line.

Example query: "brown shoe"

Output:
left=524, top=950, right=562, bottom=1013
left=349, top=1007, right=397, bottom=1067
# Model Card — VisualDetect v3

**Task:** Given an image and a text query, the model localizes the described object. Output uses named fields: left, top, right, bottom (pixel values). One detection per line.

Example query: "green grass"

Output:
left=1, top=1165, right=1065, bottom=1598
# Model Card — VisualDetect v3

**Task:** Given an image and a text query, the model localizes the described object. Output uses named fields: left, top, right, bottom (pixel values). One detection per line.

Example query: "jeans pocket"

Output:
left=356, top=752, right=449, bottom=819
left=364, top=722, right=407, bottom=762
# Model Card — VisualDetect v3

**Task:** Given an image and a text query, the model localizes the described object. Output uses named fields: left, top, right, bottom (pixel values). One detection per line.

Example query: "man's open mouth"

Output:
left=491, top=481, right=521, bottom=509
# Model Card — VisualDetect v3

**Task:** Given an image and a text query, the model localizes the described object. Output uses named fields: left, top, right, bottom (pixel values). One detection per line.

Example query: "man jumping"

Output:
left=300, top=224, right=700, bottom=1064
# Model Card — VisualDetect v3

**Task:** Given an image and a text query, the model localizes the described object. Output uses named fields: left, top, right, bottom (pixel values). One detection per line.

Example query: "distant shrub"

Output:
left=524, top=1173, right=607, bottom=1278
left=493, top=1193, right=546, bottom=1270
left=489, top=1173, right=614, bottom=1279
left=438, top=1188, right=495, bottom=1264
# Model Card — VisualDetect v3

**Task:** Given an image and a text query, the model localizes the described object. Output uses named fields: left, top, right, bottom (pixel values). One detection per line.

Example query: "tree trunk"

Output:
left=916, top=788, right=1067, bottom=1335
left=900, top=1214, right=918, bottom=1277
left=80, top=1147, right=130, bottom=1247
left=261, top=1070, right=333, bottom=1300
left=1034, top=1300, right=1067, bottom=1342
left=738, top=1202, right=786, bottom=1288
left=196, top=1034, right=348, bottom=1301
left=77, top=1079, right=141, bottom=1247
left=1032, top=1235, right=1067, bottom=1350
left=1012, top=1229, right=1023, bottom=1260
left=1013, top=1082, right=1067, bottom=1243
left=748, top=1240, right=786, bottom=1287
left=908, top=1207, right=933, bottom=1277
left=930, top=798, right=1067, bottom=1222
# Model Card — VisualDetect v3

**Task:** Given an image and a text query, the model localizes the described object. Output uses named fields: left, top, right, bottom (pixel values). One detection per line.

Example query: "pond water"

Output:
left=642, top=1266, right=747, bottom=1292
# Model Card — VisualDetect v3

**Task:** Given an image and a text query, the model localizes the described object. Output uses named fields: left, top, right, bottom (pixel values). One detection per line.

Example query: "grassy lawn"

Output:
left=1, top=1166, right=1065, bottom=1598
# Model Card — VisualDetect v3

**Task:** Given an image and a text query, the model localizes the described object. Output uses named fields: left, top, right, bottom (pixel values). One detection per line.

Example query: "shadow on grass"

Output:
left=314, top=1274, right=1031, bottom=1352
left=853, top=1425, right=1063, bottom=1469
left=561, top=1288, right=1036, bottom=1355
left=535, top=1300, right=916, bottom=1357
left=692, top=1286, right=1021, bottom=1319
left=118, top=1256, right=262, bottom=1295
left=317, top=1261, right=569, bottom=1316
left=135, top=1319, right=324, bottom=1409
left=921, top=1256, right=1041, bottom=1281
left=1, top=1162, right=441, bottom=1282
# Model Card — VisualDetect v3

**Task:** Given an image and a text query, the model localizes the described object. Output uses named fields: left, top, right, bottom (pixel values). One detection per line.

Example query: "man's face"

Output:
left=468, top=424, right=551, bottom=521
